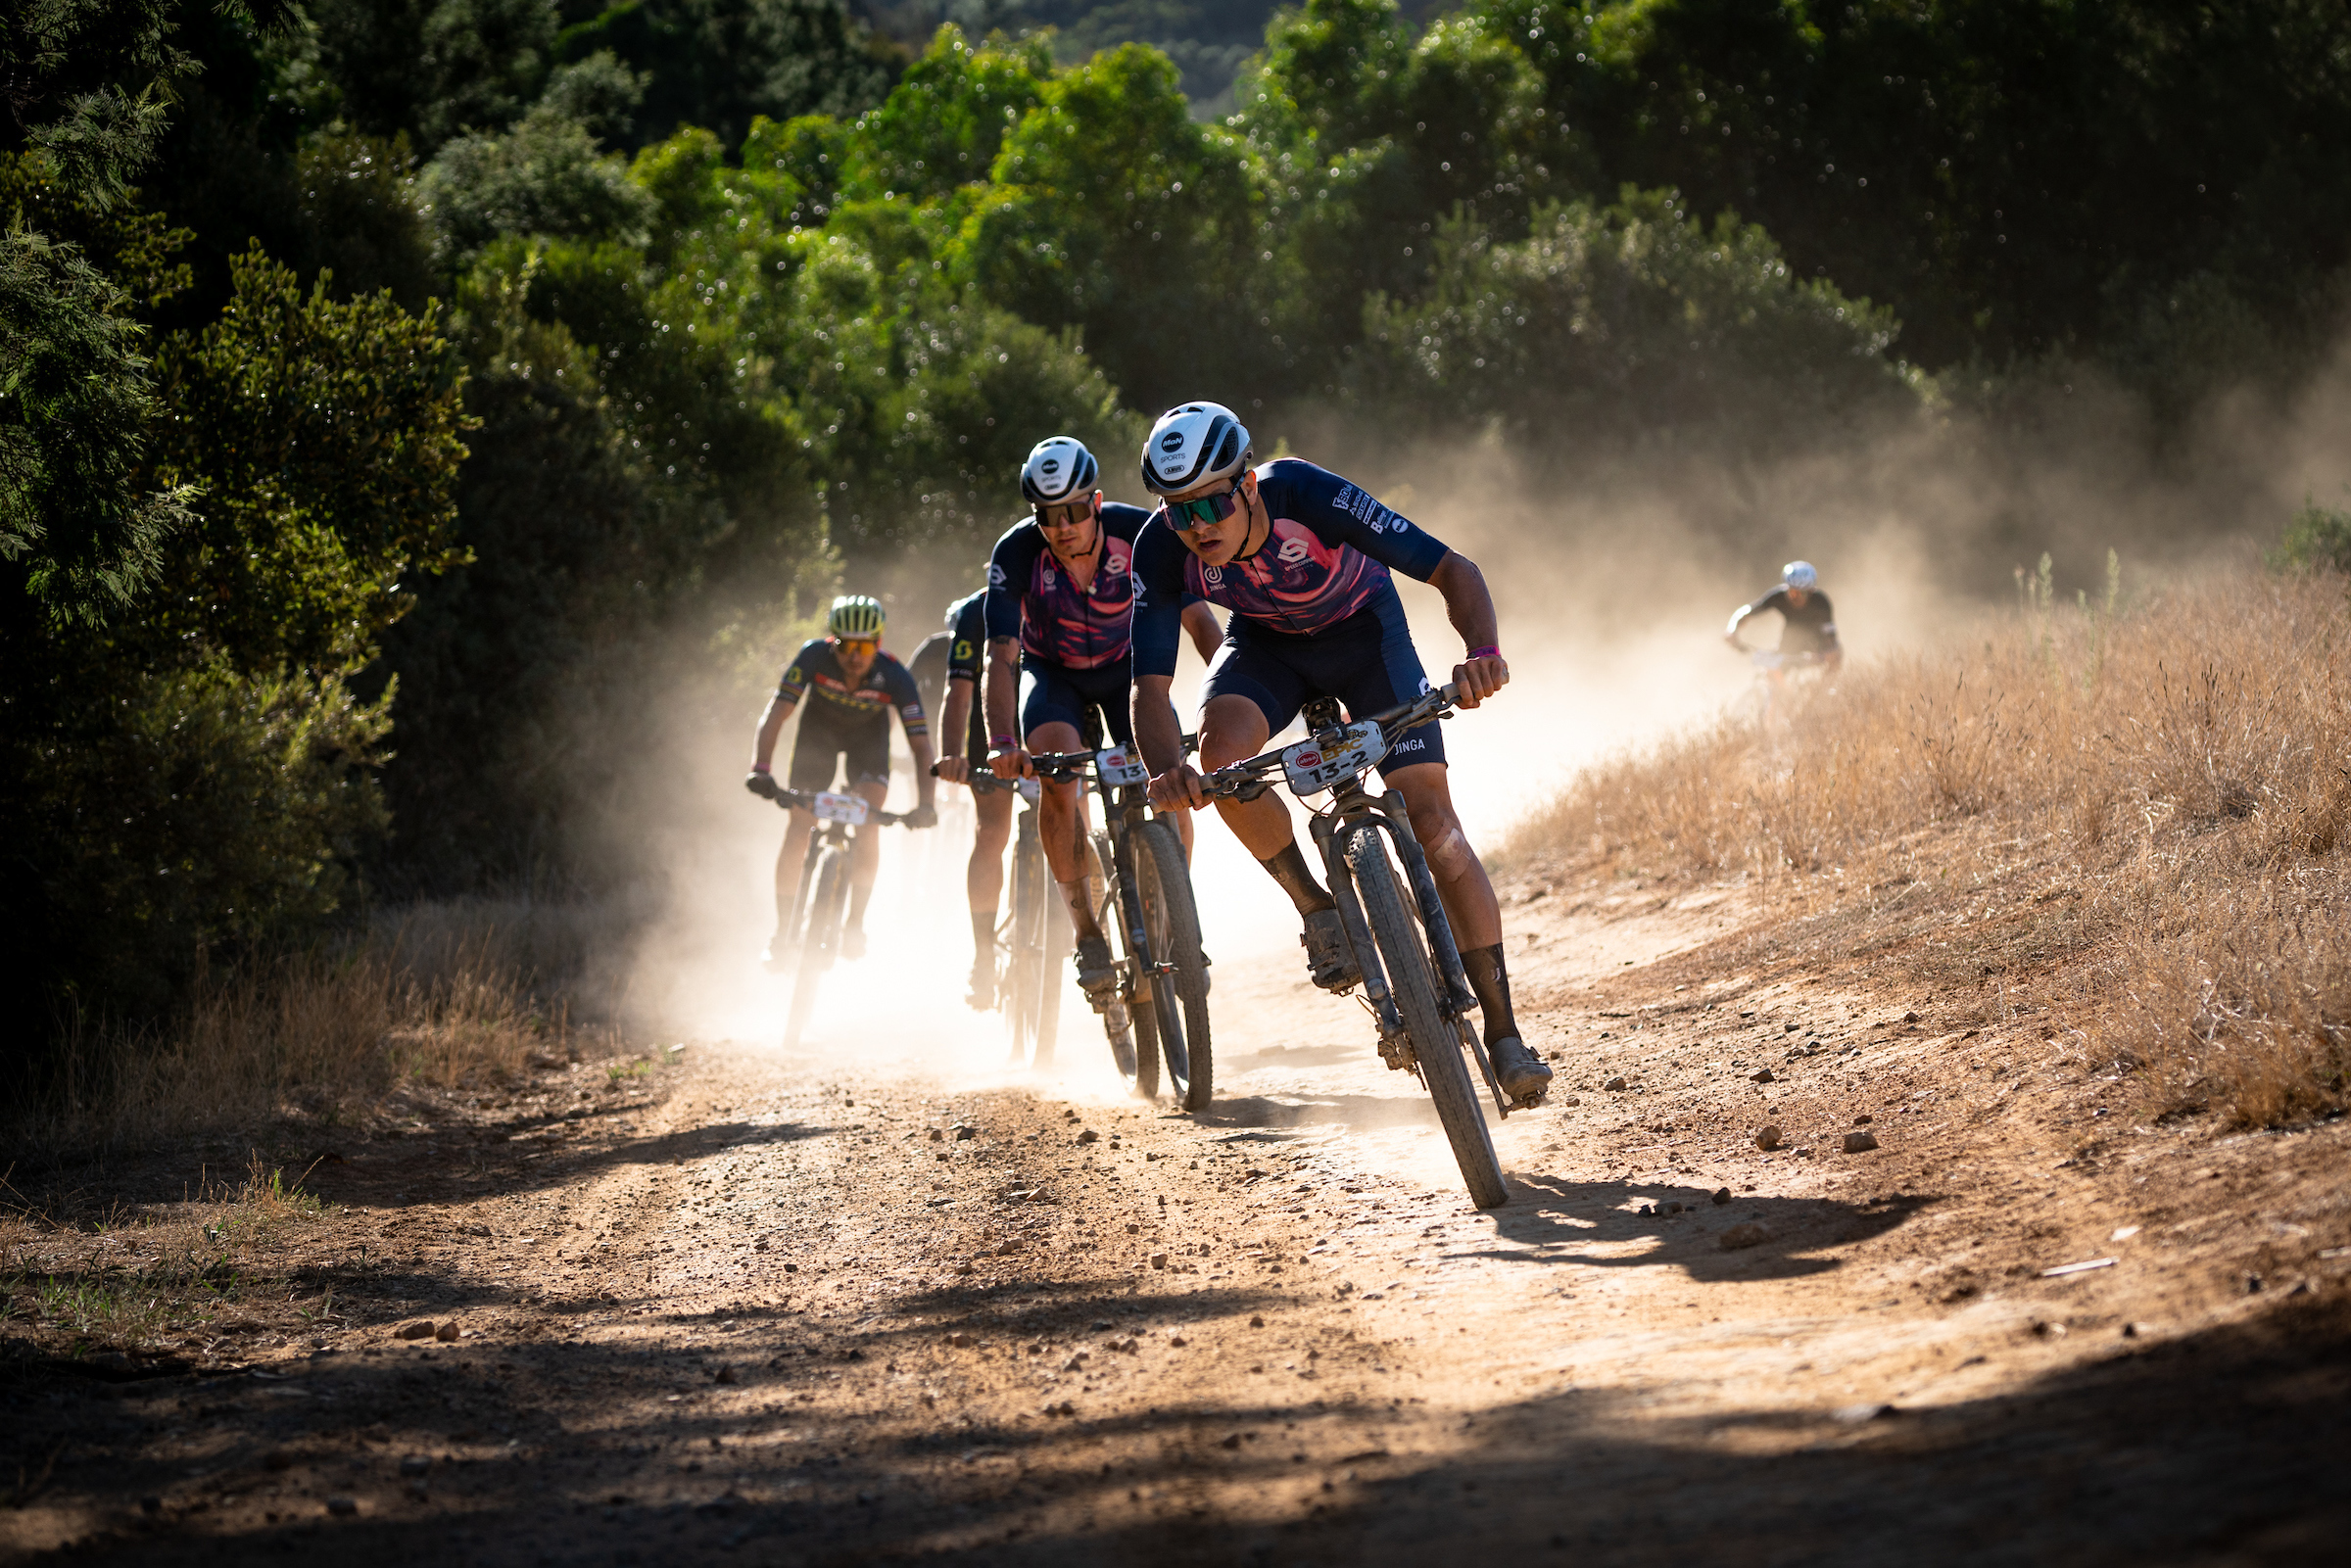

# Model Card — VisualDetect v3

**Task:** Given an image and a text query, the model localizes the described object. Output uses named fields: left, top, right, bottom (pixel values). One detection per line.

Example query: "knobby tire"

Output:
left=784, top=848, right=847, bottom=1051
left=1347, top=834, right=1507, bottom=1209
left=1097, top=832, right=1156, bottom=1101
left=1136, top=819, right=1214, bottom=1113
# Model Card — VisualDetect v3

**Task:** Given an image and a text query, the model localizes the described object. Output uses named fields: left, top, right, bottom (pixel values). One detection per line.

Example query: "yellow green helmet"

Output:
left=827, top=594, right=886, bottom=640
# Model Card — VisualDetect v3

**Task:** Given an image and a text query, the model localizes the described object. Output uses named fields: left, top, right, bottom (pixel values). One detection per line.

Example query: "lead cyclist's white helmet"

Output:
left=1140, top=402, right=1252, bottom=497
left=1020, top=436, right=1098, bottom=506
left=1781, top=560, right=1819, bottom=591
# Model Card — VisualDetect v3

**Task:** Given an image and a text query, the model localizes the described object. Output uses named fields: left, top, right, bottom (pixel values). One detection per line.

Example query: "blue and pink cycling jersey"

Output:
left=1131, top=459, right=1450, bottom=678
left=984, top=502, right=1154, bottom=671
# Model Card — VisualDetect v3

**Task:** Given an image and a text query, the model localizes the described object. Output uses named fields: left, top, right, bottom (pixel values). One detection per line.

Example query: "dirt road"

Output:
left=8, top=879, right=2351, bottom=1564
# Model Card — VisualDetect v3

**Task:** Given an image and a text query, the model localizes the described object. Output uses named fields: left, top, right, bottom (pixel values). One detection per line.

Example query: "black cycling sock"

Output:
left=970, top=909, right=994, bottom=954
left=1462, top=943, right=1521, bottom=1047
left=1260, top=841, right=1337, bottom=916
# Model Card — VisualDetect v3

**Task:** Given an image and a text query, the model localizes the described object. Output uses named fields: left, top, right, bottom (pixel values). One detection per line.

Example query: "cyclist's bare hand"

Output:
left=934, top=755, right=970, bottom=784
left=1148, top=765, right=1208, bottom=812
left=1452, top=652, right=1510, bottom=709
left=989, top=745, right=1031, bottom=782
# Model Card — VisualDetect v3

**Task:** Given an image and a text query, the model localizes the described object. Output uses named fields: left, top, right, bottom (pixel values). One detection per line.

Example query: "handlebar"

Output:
left=751, top=780, right=922, bottom=826
left=1197, top=683, right=1461, bottom=801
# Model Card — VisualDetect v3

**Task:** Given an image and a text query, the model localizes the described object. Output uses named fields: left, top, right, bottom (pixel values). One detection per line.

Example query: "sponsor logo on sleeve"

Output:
left=784, top=664, right=802, bottom=685
left=952, top=639, right=973, bottom=661
left=987, top=563, right=1005, bottom=586
left=1333, top=484, right=1400, bottom=533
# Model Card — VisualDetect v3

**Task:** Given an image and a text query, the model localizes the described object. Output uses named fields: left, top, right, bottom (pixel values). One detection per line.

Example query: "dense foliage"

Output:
left=6, top=0, right=2347, bottom=1034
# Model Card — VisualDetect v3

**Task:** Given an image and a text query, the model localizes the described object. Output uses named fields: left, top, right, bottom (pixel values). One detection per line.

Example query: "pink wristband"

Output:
left=991, top=734, right=1018, bottom=748
left=1467, top=645, right=1501, bottom=661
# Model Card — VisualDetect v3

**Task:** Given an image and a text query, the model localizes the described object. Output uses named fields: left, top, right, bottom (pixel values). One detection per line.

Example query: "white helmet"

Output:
left=1140, top=402, right=1252, bottom=497
left=1781, top=560, right=1819, bottom=591
left=1020, top=436, right=1098, bottom=506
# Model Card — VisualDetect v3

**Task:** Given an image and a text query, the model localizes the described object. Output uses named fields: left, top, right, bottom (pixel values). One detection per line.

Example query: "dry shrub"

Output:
left=1504, top=570, right=2351, bottom=1125
left=15, top=898, right=634, bottom=1153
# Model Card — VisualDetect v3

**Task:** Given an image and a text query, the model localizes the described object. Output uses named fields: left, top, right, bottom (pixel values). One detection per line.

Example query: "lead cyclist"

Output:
left=1126, top=402, right=1553, bottom=1107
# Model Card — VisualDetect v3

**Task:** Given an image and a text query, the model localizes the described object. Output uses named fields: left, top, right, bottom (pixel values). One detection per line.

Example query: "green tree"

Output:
left=954, top=43, right=1270, bottom=412
left=1357, top=189, right=1920, bottom=454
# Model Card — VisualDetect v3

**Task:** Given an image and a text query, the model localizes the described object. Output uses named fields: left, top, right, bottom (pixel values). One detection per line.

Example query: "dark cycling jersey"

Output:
left=778, top=639, right=929, bottom=739
left=938, top=589, right=988, bottom=764
left=944, top=590, right=986, bottom=684
left=1130, top=458, right=1450, bottom=679
left=984, top=503, right=1153, bottom=671
left=1739, top=588, right=1840, bottom=655
left=907, top=630, right=951, bottom=730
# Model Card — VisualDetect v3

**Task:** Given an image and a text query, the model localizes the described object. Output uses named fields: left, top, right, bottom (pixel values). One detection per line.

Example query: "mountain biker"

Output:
left=1725, top=560, right=1843, bottom=671
left=745, top=594, right=938, bottom=968
left=984, top=435, right=1223, bottom=1003
left=1126, top=403, right=1552, bottom=1107
left=930, top=586, right=1014, bottom=1008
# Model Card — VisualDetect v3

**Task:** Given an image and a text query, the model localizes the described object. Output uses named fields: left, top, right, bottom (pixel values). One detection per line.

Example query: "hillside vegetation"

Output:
left=1506, top=564, right=2351, bottom=1130
left=7, top=0, right=2350, bottom=1098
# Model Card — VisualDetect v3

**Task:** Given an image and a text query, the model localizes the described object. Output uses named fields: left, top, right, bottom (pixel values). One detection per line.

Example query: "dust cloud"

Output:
left=597, top=335, right=2351, bottom=1068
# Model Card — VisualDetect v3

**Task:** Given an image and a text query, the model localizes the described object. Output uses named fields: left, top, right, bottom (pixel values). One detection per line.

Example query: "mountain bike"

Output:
left=966, top=769, right=1065, bottom=1068
left=1732, top=644, right=1827, bottom=735
left=758, top=785, right=919, bottom=1051
left=1200, top=687, right=1511, bottom=1209
left=1032, top=742, right=1213, bottom=1110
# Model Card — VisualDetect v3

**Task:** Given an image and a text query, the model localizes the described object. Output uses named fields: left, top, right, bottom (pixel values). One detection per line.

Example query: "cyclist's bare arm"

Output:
left=1428, top=550, right=1508, bottom=707
left=752, top=691, right=797, bottom=772
left=904, top=721, right=938, bottom=811
left=1133, top=672, right=1206, bottom=811
left=1180, top=601, right=1223, bottom=662
left=936, top=674, right=974, bottom=783
left=1724, top=602, right=1754, bottom=649
left=984, top=636, right=1025, bottom=778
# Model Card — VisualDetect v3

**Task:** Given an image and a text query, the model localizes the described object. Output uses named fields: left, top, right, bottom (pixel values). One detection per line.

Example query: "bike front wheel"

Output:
left=1135, top=819, right=1213, bottom=1113
left=1348, top=832, right=1506, bottom=1209
left=784, top=847, right=848, bottom=1051
left=1093, top=832, right=1155, bottom=1101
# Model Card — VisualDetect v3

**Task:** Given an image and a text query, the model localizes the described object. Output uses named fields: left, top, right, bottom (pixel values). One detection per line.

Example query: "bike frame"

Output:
left=1208, top=689, right=1515, bottom=1118
left=1032, top=750, right=1170, bottom=1009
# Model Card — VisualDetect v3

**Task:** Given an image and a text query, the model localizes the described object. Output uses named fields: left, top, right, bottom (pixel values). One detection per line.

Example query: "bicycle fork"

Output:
left=1309, top=789, right=1513, bottom=1116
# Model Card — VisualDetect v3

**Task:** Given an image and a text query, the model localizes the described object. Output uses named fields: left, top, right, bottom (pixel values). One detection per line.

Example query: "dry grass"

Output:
left=1503, top=567, right=2351, bottom=1126
left=0, top=1154, right=341, bottom=1358
left=13, top=898, right=636, bottom=1155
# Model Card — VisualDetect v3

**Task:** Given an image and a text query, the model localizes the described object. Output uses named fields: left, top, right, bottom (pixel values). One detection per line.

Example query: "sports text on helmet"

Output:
left=1781, top=560, right=1819, bottom=591
left=1139, top=402, right=1253, bottom=497
left=828, top=594, right=886, bottom=640
left=1021, top=436, right=1100, bottom=507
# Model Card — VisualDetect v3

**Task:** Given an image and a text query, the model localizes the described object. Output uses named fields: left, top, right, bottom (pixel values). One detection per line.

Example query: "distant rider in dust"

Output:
left=744, top=595, right=938, bottom=968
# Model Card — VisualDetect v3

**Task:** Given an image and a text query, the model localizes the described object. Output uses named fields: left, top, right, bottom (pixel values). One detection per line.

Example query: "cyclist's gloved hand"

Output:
left=909, top=803, right=938, bottom=829
left=745, top=769, right=780, bottom=799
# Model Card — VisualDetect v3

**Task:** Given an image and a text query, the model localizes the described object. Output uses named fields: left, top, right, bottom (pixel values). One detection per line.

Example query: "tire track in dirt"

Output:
left=10, top=888, right=2351, bottom=1563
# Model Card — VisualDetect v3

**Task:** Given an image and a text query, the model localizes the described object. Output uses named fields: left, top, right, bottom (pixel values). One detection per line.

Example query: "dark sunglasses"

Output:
left=1163, top=481, right=1244, bottom=530
left=1034, top=499, right=1096, bottom=528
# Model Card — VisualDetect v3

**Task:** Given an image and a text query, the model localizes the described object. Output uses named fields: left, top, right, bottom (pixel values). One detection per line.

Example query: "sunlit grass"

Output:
left=1502, top=567, right=2351, bottom=1127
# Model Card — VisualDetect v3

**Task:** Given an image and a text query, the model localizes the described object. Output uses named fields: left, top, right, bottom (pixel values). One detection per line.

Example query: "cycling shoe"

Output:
left=1301, top=908, right=1362, bottom=992
left=1074, top=933, right=1120, bottom=998
left=966, top=956, right=996, bottom=1011
left=761, top=930, right=793, bottom=973
left=840, top=926, right=867, bottom=961
left=1487, top=1035, right=1554, bottom=1106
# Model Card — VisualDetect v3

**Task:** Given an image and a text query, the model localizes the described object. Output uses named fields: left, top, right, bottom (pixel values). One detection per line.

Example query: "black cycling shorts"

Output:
left=788, top=709, right=890, bottom=793
left=1019, top=653, right=1128, bottom=748
left=1201, top=595, right=1445, bottom=774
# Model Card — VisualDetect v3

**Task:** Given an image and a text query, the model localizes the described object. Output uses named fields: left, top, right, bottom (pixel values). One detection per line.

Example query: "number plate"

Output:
left=812, top=790, right=869, bottom=826
left=1280, top=720, right=1387, bottom=795
left=1095, top=745, right=1148, bottom=787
